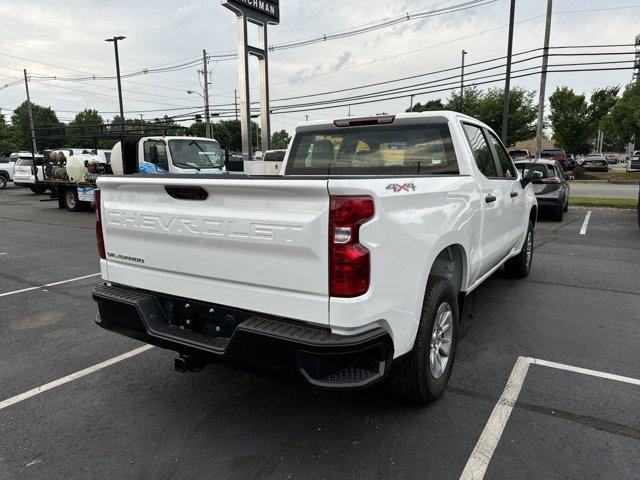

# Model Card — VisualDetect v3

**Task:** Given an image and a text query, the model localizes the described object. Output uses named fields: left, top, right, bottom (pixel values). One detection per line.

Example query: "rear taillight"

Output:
left=542, top=177, right=562, bottom=184
left=95, top=188, right=105, bottom=259
left=329, top=196, right=374, bottom=297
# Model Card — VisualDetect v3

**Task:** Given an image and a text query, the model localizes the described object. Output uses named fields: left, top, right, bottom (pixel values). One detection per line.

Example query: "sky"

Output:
left=0, top=0, right=638, bottom=137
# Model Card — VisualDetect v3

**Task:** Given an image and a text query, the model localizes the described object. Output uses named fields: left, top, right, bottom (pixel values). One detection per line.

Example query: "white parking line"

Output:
left=459, top=357, right=530, bottom=480
left=0, top=345, right=154, bottom=411
left=0, top=252, right=7, bottom=256
left=0, top=273, right=100, bottom=298
left=579, top=210, right=592, bottom=235
left=460, top=356, right=640, bottom=480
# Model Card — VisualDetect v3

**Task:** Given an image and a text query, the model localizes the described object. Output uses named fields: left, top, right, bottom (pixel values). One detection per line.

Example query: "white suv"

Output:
left=12, top=153, right=46, bottom=194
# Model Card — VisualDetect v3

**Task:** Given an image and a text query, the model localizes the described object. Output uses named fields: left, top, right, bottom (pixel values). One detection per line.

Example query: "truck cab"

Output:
left=110, top=136, right=227, bottom=175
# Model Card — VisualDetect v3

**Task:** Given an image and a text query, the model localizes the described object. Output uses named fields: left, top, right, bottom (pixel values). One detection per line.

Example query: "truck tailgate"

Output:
left=97, top=176, right=330, bottom=325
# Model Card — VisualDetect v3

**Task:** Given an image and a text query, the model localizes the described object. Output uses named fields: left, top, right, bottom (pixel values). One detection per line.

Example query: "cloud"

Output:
left=333, top=51, right=352, bottom=70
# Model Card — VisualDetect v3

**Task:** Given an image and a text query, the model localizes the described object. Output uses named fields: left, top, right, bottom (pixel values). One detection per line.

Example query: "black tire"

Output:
left=390, top=276, right=459, bottom=405
left=0, top=175, right=7, bottom=190
left=63, top=188, right=80, bottom=212
left=505, top=220, right=534, bottom=278
left=30, top=185, right=47, bottom=194
left=563, top=196, right=569, bottom=212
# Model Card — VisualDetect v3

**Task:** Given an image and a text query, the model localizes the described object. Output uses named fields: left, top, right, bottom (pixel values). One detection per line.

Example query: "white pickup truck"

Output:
left=92, top=112, right=537, bottom=404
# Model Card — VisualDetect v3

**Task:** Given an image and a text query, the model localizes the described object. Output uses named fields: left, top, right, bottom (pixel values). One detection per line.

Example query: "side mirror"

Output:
left=520, top=178, right=532, bottom=189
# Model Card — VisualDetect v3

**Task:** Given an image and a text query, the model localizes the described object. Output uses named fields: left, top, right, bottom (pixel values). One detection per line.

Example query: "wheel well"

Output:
left=529, top=206, right=538, bottom=228
left=0, top=171, right=9, bottom=180
left=429, top=245, right=466, bottom=295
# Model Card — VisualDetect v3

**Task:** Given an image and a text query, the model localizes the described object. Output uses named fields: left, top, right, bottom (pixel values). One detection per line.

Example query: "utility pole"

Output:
left=410, top=94, right=415, bottom=112
left=460, top=50, right=467, bottom=108
left=202, top=49, right=212, bottom=139
left=535, top=0, right=553, bottom=159
left=23, top=69, right=37, bottom=159
left=105, top=36, right=126, bottom=133
left=501, top=0, right=516, bottom=145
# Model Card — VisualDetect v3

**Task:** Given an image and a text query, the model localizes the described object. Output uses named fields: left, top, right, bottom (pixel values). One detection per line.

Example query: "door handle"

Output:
left=510, top=192, right=519, bottom=198
left=485, top=194, right=497, bottom=204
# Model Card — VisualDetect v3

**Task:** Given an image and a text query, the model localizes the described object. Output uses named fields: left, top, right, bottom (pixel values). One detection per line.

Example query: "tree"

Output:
left=270, top=129, right=291, bottom=149
left=408, top=99, right=444, bottom=113
left=601, top=81, right=640, bottom=147
left=409, top=87, right=537, bottom=145
left=474, top=87, right=538, bottom=146
left=445, top=87, right=484, bottom=119
left=0, top=112, right=17, bottom=155
left=548, top=87, right=593, bottom=154
left=69, top=109, right=104, bottom=148
left=11, top=101, right=63, bottom=150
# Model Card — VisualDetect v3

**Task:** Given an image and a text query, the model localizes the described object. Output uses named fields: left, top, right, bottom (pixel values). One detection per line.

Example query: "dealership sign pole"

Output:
left=222, top=0, right=279, bottom=160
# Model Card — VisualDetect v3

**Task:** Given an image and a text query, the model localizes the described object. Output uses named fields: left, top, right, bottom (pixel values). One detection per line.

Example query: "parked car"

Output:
left=508, top=148, right=530, bottom=161
left=0, top=155, right=17, bottom=189
left=515, top=159, right=569, bottom=221
left=540, top=148, right=568, bottom=170
left=565, top=154, right=576, bottom=170
left=92, top=111, right=538, bottom=405
left=12, top=152, right=47, bottom=193
left=627, top=153, right=640, bottom=173
left=604, top=154, right=618, bottom=165
left=581, top=154, right=610, bottom=172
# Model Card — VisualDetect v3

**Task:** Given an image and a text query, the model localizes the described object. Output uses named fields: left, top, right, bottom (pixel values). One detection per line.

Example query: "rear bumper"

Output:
left=92, top=283, right=393, bottom=390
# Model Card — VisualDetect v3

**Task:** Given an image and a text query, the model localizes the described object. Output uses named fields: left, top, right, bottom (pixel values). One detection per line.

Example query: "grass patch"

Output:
left=571, top=197, right=638, bottom=209
left=574, top=171, right=640, bottom=182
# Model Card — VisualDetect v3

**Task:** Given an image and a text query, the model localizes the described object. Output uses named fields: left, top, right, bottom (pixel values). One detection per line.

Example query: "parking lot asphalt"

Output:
left=1, top=184, right=639, bottom=480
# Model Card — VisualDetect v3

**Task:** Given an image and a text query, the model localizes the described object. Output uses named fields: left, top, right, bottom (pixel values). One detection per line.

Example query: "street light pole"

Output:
left=535, top=0, right=553, bottom=159
left=501, top=0, right=516, bottom=145
left=202, top=49, right=212, bottom=139
left=105, top=36, right=126, bottom=133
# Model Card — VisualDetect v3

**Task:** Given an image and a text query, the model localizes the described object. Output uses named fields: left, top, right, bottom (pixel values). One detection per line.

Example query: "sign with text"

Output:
left=221, top=0, right=279, bottom=23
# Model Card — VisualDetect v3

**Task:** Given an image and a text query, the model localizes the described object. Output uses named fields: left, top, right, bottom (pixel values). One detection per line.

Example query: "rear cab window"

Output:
left=285, top=122, right=458, bottom=176
left=15, top=158, right=33, bottom=167
left=517, top=163, right=551, bottom=179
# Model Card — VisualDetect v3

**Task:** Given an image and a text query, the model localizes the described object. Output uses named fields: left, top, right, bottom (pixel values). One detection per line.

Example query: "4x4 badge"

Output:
left=387, top=183, right=417, bottom=193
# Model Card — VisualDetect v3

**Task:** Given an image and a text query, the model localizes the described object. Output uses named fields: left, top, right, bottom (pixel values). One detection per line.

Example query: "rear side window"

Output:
left=486, top=132, right=517, bottom=179
left=462, top=124, right=497, bottom=178
left=285, top=123, right=458, bottom=175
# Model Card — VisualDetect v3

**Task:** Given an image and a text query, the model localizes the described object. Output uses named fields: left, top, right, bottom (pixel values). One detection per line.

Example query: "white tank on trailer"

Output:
left=66, top=154, right=104, bottom=182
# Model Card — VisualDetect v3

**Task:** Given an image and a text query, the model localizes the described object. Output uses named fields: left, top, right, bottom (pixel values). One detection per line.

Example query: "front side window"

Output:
left=462, top=123, right=497, bottom=178
left=286, top=123, right=458, bottom=175
left=487, top=132, right=517, bottom=179
left=168, top=139, right=224, bottom=169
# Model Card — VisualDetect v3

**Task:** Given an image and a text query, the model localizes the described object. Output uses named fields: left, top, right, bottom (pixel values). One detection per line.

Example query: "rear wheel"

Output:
left=390, top=276, right=458, bottom=405
left=30, top=185, right=47, bottom=194
left=505, top=221, right=534, bottom=278
left=563, top=195, right=569, bottom=212
left=0, top=175, right=7, bottom=190
left=64, top=188, right=80, bottom=212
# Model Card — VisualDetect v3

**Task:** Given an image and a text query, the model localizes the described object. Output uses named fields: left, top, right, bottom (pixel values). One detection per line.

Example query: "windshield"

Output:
left=516, top=163, right=552, bottom=179
left=286, top=123, right=458, bottom=175
left=168, top=139, right=224, bottom=169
